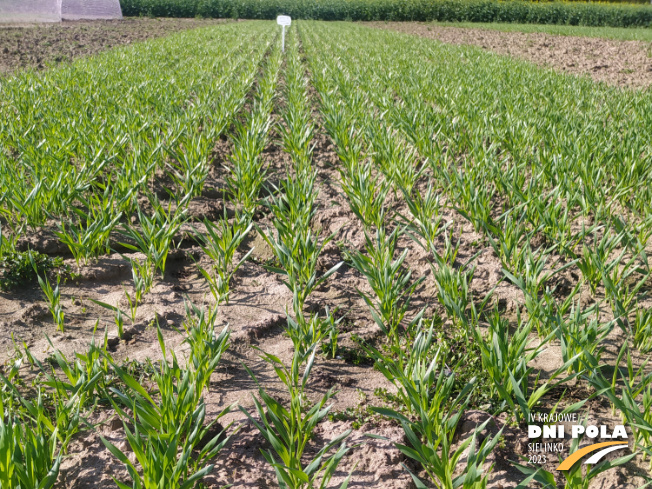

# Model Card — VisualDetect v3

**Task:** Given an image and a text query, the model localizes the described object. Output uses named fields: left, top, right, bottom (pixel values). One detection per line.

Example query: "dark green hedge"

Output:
left=120, top=0, right=652, bottom=28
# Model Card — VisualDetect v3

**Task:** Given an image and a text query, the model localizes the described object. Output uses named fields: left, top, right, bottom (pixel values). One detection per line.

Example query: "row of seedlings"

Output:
left=301, top=21, right=505, bottom=488
left=243, top=27, right=354, bottom=489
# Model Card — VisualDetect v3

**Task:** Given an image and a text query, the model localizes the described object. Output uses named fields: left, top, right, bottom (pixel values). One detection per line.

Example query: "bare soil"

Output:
left=0, top=18, right=231, bottom=75
left=365, top=22, right=652, bottom=90
left=1, top=22, right=650, bottom=489
left=2, top=129, right=428, bottom=489
left=5, top=125, right=647, bottom=488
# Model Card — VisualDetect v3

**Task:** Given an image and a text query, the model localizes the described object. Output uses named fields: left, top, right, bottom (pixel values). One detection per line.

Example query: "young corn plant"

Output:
left=0, top=222, right=21, bottom=256
left=280, top=105, right=315, bottom=176
left=104, top=326, right=235, bottom=488
left=322, top=309, right=343, bottom=359
left=265, top=175, right=317, bottom=242
left=475, top=307, right=581, bottom=424
left=225, top=117, right=271, bottom=214
left=225, top=46, right=281, bottom=215
left=584, top=349, right=652, bottom=464
left=114, top=308, right=125, bottom=339
left=124, top=255, right=154, bottom=322
left=90, top=297, right=130, bottom=339
left=285, top=308, right=341, bottom=359
left=431, top=260, right=476, bottom=334
left=431, top=226, right=462, bottom=269
left=502, top=247, right=579, bottom=337
left=102, top=405, right=231, bottom=489
left=108, top=325, right=228, bottom=441
left=165, top=134, right=212, bottom=200
left=473, top=308, right=541, bottom=402
left=182, top=301, right=231, bottom=397
left=279, top=34, right=315, bottom=177
left=576, top=230, right=620, bottom=294
left=486, top=212, right=534, bottom=275
left=551, top=303, right=612, bottom=375
left=368, top=123, right=424, bottom=195
left=1, top=380, right=82, bottom=456
left=22, top=329, right=112, bottom=411
left=55, top=205, right=122, bottom=268
left=601, top=258, right=650, bottom=336
left=449, top=165, right=497, bottom=235
left=535, top=194, right=586, bottom=258
left=320, top=104, right=364, bottom=172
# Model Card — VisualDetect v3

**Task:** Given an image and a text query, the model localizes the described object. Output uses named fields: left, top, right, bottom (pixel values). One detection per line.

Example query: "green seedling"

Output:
left=552, top=303, right=612, bottom=375
left=31, top=253, right=65, bottom=332
left=165, top=134, right=212, bottom=200
left=1, top=379, right=82, bottom=455
left=285, top=308, right=341, bottom=360
left=347, top=227, right=424, bottom=349
left=265, top=174, right=317, bottom=242
left=124, top=256, right=154, bottom=322
left=194, top=211, right=253, bottom=304
left=119, top=196, right=187, bottom=278
left=365, top=325, right=502, bottom=488
left=54, top=195, right=122, bottom=267
left=339, top=162, right=390, bottom=230
left=23, top=326, right=113, bottom=410
left=368, top=123, right=424, bottom=194
left=400, top=181, right=447, bottom=253
left=634, top=306, right=652, bottom=353
left=182, top=301, right=231, bottom=397
left=259, top=225, right=342, bottom=317
left=240, top=344, right=353, bottom=489
left=102, top=403, right=232, bottom=489
left=449, top=164, right=496, bottom=235
left=474, top=307, right=541, bottom=402
left=431, top=260, right=476, bottom=332
left=486, top=212, right=533, bottom=275
left=0, top=415, right=62, bottom=489
left=89, top=298, right=130, bottom=338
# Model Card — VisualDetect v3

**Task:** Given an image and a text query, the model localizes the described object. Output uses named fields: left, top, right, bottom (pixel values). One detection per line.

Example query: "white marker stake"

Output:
left=277, top=15, right=291, bottom=52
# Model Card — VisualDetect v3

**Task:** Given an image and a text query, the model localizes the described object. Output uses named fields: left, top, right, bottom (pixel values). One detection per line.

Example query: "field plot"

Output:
left=426, top=22, right=652, bottom=42
left=367, top=22, right=652, bottom=89
left=0, top=18, right=229, bottom=75
left=1, top=19, right=652, bottom=489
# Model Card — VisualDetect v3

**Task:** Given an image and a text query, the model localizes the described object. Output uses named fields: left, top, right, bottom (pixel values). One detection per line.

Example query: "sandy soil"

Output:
left=4, top=121, right=647, bottom=489
left=365, top=22, right=652, bottom=90
left=1, top=23, right=650, bottom=489
left=0, top=18, right=230, bottom=75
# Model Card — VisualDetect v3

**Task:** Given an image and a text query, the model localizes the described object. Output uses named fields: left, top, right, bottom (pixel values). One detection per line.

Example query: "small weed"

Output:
left=0, top=250, right=64, bottom=291
left=329, top=390, right=385, bottom=429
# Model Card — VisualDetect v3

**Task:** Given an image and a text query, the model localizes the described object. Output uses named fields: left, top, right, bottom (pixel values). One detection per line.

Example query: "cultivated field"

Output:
left=368, top=22, right=652, bottom=89
left=0, top=18, right=228, bottom=75
left=0, top=19, right=652, bottom=489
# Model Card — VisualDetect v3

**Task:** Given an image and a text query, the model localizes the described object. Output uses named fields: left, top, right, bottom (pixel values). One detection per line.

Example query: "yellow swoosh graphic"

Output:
left=556, top=442, right=627, bottom=470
